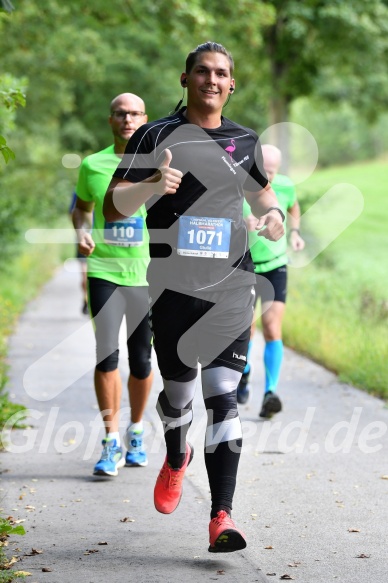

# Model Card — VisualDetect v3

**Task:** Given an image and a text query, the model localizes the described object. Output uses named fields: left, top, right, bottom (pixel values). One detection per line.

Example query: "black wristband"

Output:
left=266, top=206, right=285, bottom=223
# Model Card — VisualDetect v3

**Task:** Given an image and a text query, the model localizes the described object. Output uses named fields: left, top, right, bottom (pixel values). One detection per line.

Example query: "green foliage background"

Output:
left=1, top=0, right=388, bottom=263
left=0, top=0, right=387, bottom=398
left=0, top=3, right=386, bottom=577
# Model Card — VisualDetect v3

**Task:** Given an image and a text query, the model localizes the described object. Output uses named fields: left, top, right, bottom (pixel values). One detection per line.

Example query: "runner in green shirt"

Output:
left=72, top=93, right=154, bottom=476
left=237, top=144, right=305, bottom=417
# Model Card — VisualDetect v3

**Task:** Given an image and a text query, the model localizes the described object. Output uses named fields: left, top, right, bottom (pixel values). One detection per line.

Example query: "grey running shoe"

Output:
left=259, top=391, right=282, bottom=418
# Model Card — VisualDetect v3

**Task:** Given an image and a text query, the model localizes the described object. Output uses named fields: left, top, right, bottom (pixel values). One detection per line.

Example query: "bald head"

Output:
left=109, top=93, right=147, bottom=153
left=110, top=92, right=146, bottom=114
left=262, top=144, right=282, bottom=182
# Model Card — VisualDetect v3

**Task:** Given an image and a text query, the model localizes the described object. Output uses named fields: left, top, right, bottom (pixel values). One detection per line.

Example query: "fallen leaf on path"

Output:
left=348, top=528, right=360, bottom=533
left=265, top=545, right=273, bottom=549
left=381, top=475, right=388, bottom=480
left=98, top=542, right=108, bottom=545
left=266, top=573, right=276, bottom=576
left=24, top=548, right=43, bottom=556
left=42, top=567, right=52, bottom=572
left=14, top=571, right=31, bottom=576
left=356, top=553, right=370, bottom=559
left=288, top=562, right=301, bottom=567
left=25, top=505, right=35, bottom=511
left=120, top=517, right=135, bottom=522
left=84, top=549, right=99, bottom=555
left=3, top=556, right=19, bottom=568
left=280, top=575, right=294, bottom=580
left=216, top=570, right=225, bottom=575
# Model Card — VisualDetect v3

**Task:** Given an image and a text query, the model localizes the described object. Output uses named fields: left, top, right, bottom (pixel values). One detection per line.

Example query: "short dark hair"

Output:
left=185, top=42, right=234, bottom=75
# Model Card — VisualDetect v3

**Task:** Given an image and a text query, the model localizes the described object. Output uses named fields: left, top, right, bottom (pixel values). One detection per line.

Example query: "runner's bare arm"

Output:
left=245, top=184, right=285, bottom=241
left=72, top=196, right=95, bottom=256
left=103, top=149, right=183, bottom=221
left=288, top=200, right=305, bottom=251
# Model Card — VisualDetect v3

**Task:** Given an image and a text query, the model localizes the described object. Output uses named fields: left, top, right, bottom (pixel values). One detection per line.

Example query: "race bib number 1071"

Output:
left=177, top=216, right=231, bottom=258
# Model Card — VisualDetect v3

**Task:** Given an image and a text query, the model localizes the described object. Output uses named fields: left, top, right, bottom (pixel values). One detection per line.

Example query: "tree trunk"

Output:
left=265, top=18, right=292, bottom=173
left=268, top=94, right=291, bottom=174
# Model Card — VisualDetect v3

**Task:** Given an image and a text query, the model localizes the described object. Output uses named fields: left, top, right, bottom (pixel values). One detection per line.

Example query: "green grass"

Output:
left=0, top=218, right=72, bottom=447
left=0, top=515, right=26, bottom=581
left=282, top=159, right=388, bottom=398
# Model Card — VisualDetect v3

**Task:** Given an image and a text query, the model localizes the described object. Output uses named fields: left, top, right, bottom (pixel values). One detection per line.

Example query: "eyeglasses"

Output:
left=111, top=110, right=145, bottom=120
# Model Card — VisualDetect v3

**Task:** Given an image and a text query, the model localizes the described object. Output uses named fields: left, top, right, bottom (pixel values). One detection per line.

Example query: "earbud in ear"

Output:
left=181, top=78, right=187, bottom=86
left=229, top=86, right=235, bottom=93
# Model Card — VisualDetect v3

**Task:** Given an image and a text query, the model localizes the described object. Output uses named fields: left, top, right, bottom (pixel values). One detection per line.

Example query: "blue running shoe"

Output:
left=93, top=438, right=125, bottom=476
left=124, top=428, right=148, bottom=467
left=236, top=371, right=250, bottom=404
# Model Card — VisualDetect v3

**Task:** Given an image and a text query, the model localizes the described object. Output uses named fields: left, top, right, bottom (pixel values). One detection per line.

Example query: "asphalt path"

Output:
left=1, top=262, right=388, bottom=583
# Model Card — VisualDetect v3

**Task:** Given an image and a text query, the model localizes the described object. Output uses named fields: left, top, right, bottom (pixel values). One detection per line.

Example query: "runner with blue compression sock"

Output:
left=237, top=145, right=305, bottom=417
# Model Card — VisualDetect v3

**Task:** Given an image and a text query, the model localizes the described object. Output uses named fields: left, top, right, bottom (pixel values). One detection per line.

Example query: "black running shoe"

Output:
left=237, top=372, right=250, bottom=404
left=259, top=391, right=282, bottom=418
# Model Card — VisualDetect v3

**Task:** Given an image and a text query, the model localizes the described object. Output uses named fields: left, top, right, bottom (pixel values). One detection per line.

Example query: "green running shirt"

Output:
left=76, top=144, right=150, bottom=286
left=244, top=174, right=296, bottom=274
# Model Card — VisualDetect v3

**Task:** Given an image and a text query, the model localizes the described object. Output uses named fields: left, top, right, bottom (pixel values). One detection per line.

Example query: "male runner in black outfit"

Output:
left=104, top=41, right=284, bottom=552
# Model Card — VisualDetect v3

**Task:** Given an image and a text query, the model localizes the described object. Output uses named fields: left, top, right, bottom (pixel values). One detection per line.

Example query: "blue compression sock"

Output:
left=264, top=340, right=283, bottom=393
left=243, top=340, right=253, bottom=374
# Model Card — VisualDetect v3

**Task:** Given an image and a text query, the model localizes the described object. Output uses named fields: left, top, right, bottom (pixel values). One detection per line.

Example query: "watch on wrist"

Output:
left=266, top=206, right=285, bottom=223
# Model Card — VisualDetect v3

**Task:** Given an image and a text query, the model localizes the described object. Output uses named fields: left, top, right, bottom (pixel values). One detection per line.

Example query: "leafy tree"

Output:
left=0, top=3, right=25, bottom=163
left=1, top=0, right=387, bottom=205
left=0, top=0, right=14, bottom=13
left=257, top=0, right=388, bottom=149
left=0, top=83, right=26, bottom=163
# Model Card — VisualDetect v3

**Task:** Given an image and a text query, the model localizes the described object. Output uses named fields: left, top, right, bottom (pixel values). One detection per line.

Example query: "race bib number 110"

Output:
left=177, top=215, right=231, bottom=258
left=104, top=217, right=144, bottom=247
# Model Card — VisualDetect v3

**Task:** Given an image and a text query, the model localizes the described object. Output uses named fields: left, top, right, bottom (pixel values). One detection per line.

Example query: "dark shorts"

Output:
left=253, top=265, right=287, bottom=305
left=88, top=277, right=152, bottom=376
left=149, top=286, right=255, bottom=379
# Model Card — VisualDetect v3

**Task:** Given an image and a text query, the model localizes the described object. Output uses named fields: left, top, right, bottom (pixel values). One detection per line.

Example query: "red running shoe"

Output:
left=154, top=442, right=194, bottom=514
left=208, top=510, right=247, bottom=553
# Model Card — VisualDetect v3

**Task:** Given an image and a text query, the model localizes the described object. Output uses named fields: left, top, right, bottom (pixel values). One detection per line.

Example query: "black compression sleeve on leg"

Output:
left=156, top=382, right=195, bottom=469
left=202, top=366, right=242, bottom=518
